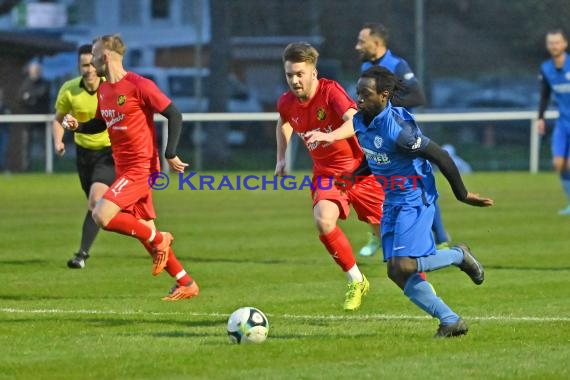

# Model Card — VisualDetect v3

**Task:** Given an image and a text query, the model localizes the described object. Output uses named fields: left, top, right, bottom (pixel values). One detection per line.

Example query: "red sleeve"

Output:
left=277, top=93, right=289, bottom=120
left=328, top=82, right=356, bottom=119
left=137, top=75, right=172, bottom=113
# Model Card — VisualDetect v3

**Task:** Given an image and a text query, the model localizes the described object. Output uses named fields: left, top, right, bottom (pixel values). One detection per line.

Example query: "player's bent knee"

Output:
left=387, top=257, right=417, bottom=286
left=91, top=209, right=108, bottom=228
left=314, top=217, right=336, bottom=234
left=92, top=200, right=120, bottom=228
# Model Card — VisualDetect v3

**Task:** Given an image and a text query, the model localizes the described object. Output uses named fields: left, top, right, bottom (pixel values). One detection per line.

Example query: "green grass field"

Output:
left=1, top=172, right=569, bottom=380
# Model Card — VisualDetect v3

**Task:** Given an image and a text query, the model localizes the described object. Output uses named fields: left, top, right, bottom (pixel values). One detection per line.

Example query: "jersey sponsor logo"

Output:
left=374, top=136, right=383, bottom=149
left=298, top=125, right=333, bottom=151
left=362, top=147, right=390, bottom=164
left=553, top=83, right=570, bottom=93
left=117, top=95, right=126, bottom=106
left=316, top=108, right=326, bottom=121
left=101, top=109, right=125, bottom=129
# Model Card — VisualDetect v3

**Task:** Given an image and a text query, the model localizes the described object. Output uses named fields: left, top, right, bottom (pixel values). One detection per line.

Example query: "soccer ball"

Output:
left=227, top=307, right=269, bottom=344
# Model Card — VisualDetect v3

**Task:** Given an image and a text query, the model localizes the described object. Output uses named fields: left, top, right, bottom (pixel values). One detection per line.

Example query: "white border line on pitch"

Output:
left=1, top=308, right=569, bottom=322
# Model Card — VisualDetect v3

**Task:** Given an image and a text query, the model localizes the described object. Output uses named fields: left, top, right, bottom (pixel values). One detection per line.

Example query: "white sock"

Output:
left=346, top=264, right=364, bottom=283
left=148, top=229, right=156, bottom=243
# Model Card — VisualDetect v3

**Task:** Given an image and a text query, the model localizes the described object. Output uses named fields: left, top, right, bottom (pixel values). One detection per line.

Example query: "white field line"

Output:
left=1, top=308, right=569, bottom=322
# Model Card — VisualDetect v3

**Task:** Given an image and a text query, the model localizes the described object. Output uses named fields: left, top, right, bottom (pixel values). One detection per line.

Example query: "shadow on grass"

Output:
left=1, top=315, right=227, bottom=327
left=0, top=294, right=68, bottom=300
left=485, top=265, right=570, bottom=271
left=189, top=256, right=289, bottom=265
left=0, top=259, right=50, bottom=265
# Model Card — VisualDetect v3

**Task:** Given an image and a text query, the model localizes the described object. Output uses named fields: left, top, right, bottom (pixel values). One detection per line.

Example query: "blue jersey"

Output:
left=361, top=49, right=419, bottom=87
left=353, top=102, right=437, bottom=206
left=540, top=56, right=570, bottom=126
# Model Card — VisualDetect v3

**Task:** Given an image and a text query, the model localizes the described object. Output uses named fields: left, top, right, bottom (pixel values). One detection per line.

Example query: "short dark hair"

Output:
left=547, top=28, right=568, bottom=41
left=360, top=66, right=404, bottom=97
left=362, top=22, right=389, bottom=45
left=77, top=44, right=92, bottom=56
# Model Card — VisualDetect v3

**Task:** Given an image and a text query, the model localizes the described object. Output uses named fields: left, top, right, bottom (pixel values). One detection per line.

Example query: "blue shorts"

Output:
left=381, top=203, right=436, bottom=261
left=551, top=121, right=570, bottom=159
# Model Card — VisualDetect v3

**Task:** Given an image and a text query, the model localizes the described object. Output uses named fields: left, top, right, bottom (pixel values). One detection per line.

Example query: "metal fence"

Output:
left=0, top=110, right=559, bottom=174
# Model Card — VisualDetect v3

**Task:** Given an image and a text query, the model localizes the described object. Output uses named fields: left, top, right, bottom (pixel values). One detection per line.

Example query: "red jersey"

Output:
left=96, top=72, right=171, bottom=174
left=278, top=78, right=363, bottom=176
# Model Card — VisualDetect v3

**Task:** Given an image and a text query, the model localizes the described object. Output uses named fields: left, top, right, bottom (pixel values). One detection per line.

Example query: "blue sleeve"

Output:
left=392, top=61, right=426, bottom=108
left=394, top=60, right=418, bottom=86
left=395, top=118, right=430, bottom=154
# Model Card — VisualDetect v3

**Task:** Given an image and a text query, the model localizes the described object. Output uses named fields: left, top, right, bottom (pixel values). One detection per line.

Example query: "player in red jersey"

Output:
left=275, top=42, right=385, bottom=311
left=63, top=34, right=198, bottom=301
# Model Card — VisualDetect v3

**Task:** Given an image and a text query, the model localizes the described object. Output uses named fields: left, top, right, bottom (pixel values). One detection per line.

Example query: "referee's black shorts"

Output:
left=76, top=145, right=116, bottom=197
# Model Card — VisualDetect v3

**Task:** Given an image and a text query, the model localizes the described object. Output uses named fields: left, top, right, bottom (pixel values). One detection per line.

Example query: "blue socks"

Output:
left=416, top=247, right=463, bottom=272
left=431, top=201, right=448, bottom=244
left=404, top=274, right=459, bottom=325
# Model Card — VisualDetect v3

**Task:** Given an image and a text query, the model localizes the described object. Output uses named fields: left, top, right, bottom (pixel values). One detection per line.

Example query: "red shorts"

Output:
left=103, top=169, right=156, bottom=220
left=311, top=175, right=384, bottom=224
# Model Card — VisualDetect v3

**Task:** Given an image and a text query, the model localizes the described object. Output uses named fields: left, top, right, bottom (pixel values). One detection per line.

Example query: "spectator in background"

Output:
left=18, top=61, right=51, bottom=114
left=355, top=22, right=450, bottom=256
left=7, top=61, right=51, bottom=171
left=537, top=29, right=570, bottom=215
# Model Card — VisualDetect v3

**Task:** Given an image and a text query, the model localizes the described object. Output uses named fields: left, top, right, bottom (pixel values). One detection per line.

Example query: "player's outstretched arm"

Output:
left=61, top=114, right=107, bottom=134
left=419, top=140, right=494, bottom=207
left=463, top=192, right=494, bottom=207
left=305, top=108, right=357, bottom=144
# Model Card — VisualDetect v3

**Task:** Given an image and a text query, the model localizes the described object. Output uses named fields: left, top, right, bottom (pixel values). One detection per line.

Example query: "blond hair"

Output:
left=93, top=34, right=127, bottom=56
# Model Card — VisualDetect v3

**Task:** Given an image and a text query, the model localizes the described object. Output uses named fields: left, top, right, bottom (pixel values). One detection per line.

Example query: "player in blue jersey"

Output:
left=355, top=22, right=450, bottom=256
left=537, top=29, right=570, bottom=215
left=306, top=66, right=494, bottom=337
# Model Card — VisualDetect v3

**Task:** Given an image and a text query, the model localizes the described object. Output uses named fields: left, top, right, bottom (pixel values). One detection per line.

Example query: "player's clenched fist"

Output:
left=61, top=114, right=79, bottom=131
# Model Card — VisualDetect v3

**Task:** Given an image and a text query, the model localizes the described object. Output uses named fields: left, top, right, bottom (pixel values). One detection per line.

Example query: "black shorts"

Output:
left=76, top=145, right=116, bottom=197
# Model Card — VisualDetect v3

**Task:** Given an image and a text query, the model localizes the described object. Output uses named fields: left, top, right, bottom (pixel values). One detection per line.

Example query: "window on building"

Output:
left=151, top=0, right=170, bottom=19
left=120, top=0, right=141, bottom=25
left=72, top=0, right=95, bottom=24
left=181, top=0, right=198, bottom=25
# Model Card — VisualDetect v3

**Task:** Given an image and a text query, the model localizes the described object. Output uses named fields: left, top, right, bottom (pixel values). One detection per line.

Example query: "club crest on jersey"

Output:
left=316, top=108, right=326, bottom=121
left=374, top=136, right=383, bottom=149
left=117, top=95, right=126, bottom=106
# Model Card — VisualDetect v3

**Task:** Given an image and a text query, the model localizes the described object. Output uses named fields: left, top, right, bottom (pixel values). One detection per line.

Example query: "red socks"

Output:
left=319, top=226, right=356, bottom=271
left=104, top=212, right=163, bottom=244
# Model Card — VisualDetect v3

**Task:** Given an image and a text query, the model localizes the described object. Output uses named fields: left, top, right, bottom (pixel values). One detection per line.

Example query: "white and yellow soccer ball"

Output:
left=227, top=307, right=269, bottom=344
